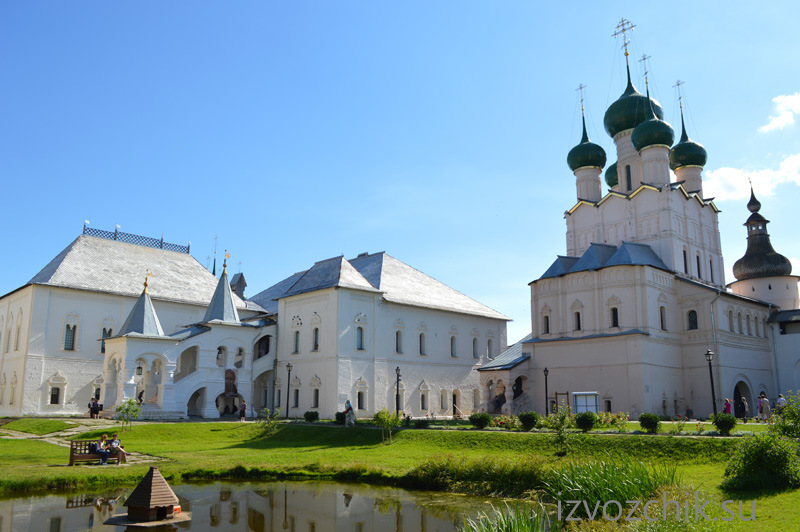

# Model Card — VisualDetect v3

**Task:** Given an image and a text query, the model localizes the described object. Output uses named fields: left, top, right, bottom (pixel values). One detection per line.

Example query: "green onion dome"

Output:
left=605, top=161, right=618, bottom=188
left=567, top=116, right=607, bottom=171
left=631, top=94, right=675, bottom=151
left=669, top=111, right=707, bottom=170
left=604, top=65, right=664, bottom=138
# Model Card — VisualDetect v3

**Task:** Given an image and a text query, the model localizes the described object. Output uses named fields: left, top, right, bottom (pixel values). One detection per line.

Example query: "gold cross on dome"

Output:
left=576, top=83, right=587, bottom=112
left=612, top=18, right=636, bottom=60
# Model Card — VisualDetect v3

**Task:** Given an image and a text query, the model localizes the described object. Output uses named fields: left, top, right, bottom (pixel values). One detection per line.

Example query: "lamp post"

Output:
left=704, top=350, right=718, bottom=416
left=395, top=366, right=401, bottom=416
left=543, top=367, right=549, bottom=415
left=286, top=362, right=293, bottom=419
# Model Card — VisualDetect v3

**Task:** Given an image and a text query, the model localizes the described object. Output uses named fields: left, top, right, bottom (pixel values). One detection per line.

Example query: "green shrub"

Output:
left=373, top=409, right=402, bottom=443
left=771, top=392, right=800, bottom=438
left=638, top=413, right=661, bottom=434
left=722, top=433, right=800, bottom=491
left=712, top=412, right=737, bottom=435
left=256, top=408, right=281, bottom=435
left=574, top=411, right=597, bottom=432
left=413, top=419, right=430, bottom=429
left=303, top=411, right=319, bottom=423
left=518, top=411, right=541, bottom=431
left=334, top=412, right=346, bottom=425
left=469, top=412, right=491, bottom=430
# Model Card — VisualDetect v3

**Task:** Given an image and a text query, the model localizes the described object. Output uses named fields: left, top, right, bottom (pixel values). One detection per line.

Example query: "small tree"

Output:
left=469, top=412, right=491, bottom=430
left=771, top=392, right=800, bottom=438
left=712, top=413, right=737, bottom=436
left=547, top=407, right=574, bottom=456
left=115, top=398, right=141, bottom=431
left=638, top=413, right=661, bottom=434
left=574, top=411, right=597, bottom=432
left=373, top=409, right=402, bottom=443
left=257, top=407, right=281, bottom=435
left=518, top=411, right=541, bottom=431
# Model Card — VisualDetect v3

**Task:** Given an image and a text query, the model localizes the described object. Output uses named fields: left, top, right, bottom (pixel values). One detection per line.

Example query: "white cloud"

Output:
left=704, top=152, right=800, bottom=201
left=759, top=92, right=800, bottom=133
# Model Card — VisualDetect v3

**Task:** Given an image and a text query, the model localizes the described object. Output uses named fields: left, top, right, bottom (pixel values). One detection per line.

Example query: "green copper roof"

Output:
left=669, top=111, right=707, bottom=170
left=631, top=89, right=675, bottom=151
left=605, top=161, right=618, bottom=188
left=567, top=115, right=607, bottom=171
left=603, top=64, right=664, bottom=138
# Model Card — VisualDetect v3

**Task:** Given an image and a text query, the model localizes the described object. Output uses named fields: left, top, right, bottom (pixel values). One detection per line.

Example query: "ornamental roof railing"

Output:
left=83, top=225, right=190, bottom=254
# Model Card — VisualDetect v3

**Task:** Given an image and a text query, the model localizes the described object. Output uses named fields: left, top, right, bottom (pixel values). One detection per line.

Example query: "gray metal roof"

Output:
left=202, top=270, right=240, bottom=324
left=29, top=235, right=261, bottom=311
left=537, top=242, right=669, bottom=281
left=769, top=309, right=800, bottom=323
left=281, top=256, right=381, bottom=298
left=168, top=325, right=210, bottom=340
left=250, top=252, right=509, bottom=321
left=118, top=290, right=165, bottom=337
left=478, top=333, right=533, bottom=371
left=524, top=329, right=648, bottom=343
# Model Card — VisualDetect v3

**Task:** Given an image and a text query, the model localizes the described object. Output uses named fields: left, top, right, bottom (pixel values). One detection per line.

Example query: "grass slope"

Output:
left=3, top=418, right=73, bottom=435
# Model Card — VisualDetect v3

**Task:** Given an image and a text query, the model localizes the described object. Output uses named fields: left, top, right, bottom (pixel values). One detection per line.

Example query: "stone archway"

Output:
left=733, top=381, right=753, bottom=419
left=187, top=388, right=205, bottom=417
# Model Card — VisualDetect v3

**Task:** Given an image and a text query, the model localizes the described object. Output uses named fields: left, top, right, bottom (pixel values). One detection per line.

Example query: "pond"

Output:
left=0, top=480, right=508, bottom=531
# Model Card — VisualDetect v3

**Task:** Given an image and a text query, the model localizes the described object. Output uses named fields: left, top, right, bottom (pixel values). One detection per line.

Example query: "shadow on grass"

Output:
left=238, top=425, right=385, bottom=451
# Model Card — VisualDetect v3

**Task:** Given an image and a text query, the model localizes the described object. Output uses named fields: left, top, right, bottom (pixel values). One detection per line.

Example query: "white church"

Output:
left=479, top=28, right=800, bottom=419
left=0, top=227, right=508, bottom=419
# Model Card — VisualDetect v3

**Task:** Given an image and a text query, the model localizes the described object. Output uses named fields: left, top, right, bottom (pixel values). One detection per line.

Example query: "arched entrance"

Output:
left=733, top=381, right=753, bottom=418
left=452, top=390, right=460, bottom=417
left=216, top=369, right=242, bottom=417
left=187, top=388, right=205, bottom=417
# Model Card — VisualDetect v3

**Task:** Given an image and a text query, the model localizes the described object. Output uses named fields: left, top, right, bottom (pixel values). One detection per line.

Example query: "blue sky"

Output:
left=2, top=2, right=799, bottom=344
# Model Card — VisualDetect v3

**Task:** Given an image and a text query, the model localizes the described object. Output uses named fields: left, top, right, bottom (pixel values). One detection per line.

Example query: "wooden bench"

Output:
left=69, top=440, right=121, bottom=466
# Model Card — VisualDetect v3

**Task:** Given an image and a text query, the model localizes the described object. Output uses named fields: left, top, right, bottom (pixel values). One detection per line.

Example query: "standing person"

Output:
left=777, top=394, right=787, bottom=416
left=239, top=399, right=247, bottom=422
left=723, top=399, right=732, bottom=415
left=741, top=397, right=749, bottom=423
left=90, top=398, right=101, bottom=420
left=760, top=393, right=772, bottom=422
left=344, top=400, right=356, bottom=427
left=137, top=390, right=144, bottom=404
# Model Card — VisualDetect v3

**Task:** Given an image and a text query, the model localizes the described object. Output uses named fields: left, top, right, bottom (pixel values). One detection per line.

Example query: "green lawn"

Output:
left=2, top=418, right=74, bottom=435
left=0, top=421, right=796, bottom=529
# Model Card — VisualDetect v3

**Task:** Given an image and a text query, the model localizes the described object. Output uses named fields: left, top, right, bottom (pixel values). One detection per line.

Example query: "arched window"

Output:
left=472, top=337, right=479, bottom=358
left=574, top=312, right=582, bottom=331
left=292, top=388, right=299, bottom=408
left=729, top=311, right=734, bottom=332
left=610, top=307, right=619, bottom=328
left=357, top=391, right=365, bottom=410
left=687, top=310, right=699, bottom=331
left=746, top=315, right=752, bottom=335
left=696, top=255, right=702, bottom=279
left=293, top=331, right=300, bottom=353
left=216, top=346, right=227, bottom=367
left=420, top=393, right=427, bottom=410
left=312, top=328, right=320, bottom=351
left=660, top=306, right=667, bottom=331
left=419, top=333, right=426, bottom=355
left=709, top=259, right=715, bottom=283
left=50, top=386, right=60, bottom=405
left=255, top=335, right=271, bottom=359
left=682, top=250, right=689, bottom=274
left=396, top=330, right=403, bottom=354
left=64, top=324, right=76, bottom=351
left=440, top=389, right=448, bottom=410
left=450, top=336, right=457, bottom=357
left=234, top=348, right=244, bottom=368
left=487, top=339, right=493, bottom=359
left=312, top=388, right=319, bottom=408
left=737, top=313, right=743, bottom=334
left=543, top=315, right=550, bottom=335
left=356, top=327, right=364, bottom=350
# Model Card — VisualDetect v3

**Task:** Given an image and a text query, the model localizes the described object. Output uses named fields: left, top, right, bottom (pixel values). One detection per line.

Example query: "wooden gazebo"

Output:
left=123, top=466, right=179, bottom=522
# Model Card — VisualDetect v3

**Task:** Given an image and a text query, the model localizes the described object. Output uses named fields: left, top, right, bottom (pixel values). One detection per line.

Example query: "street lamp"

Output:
left=543, top=367, right=549, bottom=415
left=395, top=366, right=401, bottom=416
left=286, top=362, right=293, bottom=419
left=704, top=350, right=718, bottom=416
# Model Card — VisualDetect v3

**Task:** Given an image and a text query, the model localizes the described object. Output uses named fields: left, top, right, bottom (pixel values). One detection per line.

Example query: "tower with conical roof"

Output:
left=730, top=189, right=799, bottom=309
left=203, top=252, right=240, bottom=324
left=568, top=87, right=607, bottom=202
left=117, top=273, right=165, bottom=337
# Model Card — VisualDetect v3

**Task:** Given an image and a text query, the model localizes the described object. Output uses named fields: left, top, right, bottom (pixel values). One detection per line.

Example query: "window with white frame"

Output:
left=312, top=388, right=319, bottom=408
left=660, top=306, right=667, bottom=331
left=487, top=339, right=493, bottom=359
left=450, top=336, right=457, bottom=357
left=64, top=324, right=76, bottom=351
left=419, top=333, right=426, bottom=355
left=293, top=331, right=300, bottom=354
left=312, top=328, right=320, bottom=351
left=356, top=327, right=365, bottom=350
left=472, top=337, right=479, bottom=358
left=687, top=310, right=699, bottom=331
left=396, top=330, right=403, bottom=354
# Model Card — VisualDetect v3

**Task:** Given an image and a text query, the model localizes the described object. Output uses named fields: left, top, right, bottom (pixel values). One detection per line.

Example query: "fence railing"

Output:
left=83, top=226, right=190, bottom=254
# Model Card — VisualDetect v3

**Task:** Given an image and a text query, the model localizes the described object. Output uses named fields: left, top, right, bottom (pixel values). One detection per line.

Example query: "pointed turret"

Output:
left=732, top=189, right=792, bottom=281
left=631, top=80, right=673, bottom=185
left=118, top=274, right=165, bottom=336
left=669, top=106, right=707, bottom=193
left=202, top=253, right=240, bottom=323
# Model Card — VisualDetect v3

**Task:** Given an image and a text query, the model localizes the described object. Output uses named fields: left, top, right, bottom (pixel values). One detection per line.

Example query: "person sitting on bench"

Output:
left=94, top=434, right=111, bottom=465
left=107, top=433, right=130, bottom=464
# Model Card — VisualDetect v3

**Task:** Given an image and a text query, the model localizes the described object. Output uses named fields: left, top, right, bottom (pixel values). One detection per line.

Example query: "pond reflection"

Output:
left=0, top=481, right=504, bottom=531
